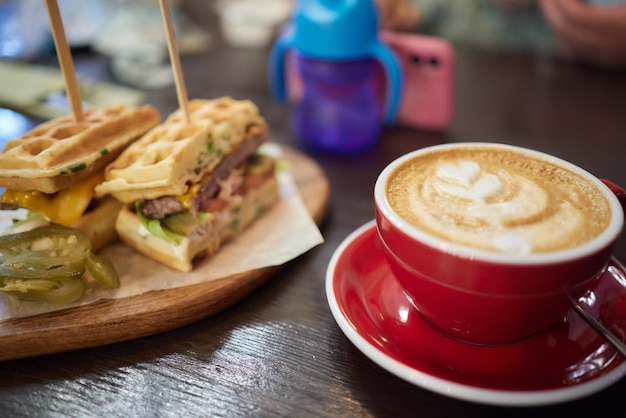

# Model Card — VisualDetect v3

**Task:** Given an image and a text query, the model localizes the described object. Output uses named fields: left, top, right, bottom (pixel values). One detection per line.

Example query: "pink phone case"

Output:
left=380, top=31, right=455, bottom=131
left=284, top=32, right=455, bottom=131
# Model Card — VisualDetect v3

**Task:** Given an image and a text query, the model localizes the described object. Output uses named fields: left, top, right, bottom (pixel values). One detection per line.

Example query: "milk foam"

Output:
left=436, top=161, right=502, bottom=201
left=387, top=150, right=610, bottom=254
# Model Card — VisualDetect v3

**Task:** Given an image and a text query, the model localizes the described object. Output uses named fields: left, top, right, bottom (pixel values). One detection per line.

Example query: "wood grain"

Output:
left=0, top=147, right=330, bottom=361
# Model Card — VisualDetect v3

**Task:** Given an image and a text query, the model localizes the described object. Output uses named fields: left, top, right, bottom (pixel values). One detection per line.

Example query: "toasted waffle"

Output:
left=95, top=97, right=269, bottom=203
left=0, top=104, right=161, bottom=194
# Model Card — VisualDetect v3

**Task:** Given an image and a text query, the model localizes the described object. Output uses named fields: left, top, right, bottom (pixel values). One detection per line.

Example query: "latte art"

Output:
left=386, top=148, right=611, bottom=254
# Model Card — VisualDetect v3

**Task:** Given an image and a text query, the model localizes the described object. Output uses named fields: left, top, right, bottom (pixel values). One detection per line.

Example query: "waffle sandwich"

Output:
left=95, top=97, right=280, bottom=272
left=0, top=104, right=161, bottom=250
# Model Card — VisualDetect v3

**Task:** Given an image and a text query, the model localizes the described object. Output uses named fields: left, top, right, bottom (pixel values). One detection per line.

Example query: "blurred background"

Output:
left=0, top=0, right=624, bottom=153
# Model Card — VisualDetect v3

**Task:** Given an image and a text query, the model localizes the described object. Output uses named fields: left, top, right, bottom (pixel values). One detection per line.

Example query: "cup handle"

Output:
left=370, top=41, right=402, bottom=125
left=601, top=179, right=626, bottom=210
left=269, top=27, right=295, bottom=102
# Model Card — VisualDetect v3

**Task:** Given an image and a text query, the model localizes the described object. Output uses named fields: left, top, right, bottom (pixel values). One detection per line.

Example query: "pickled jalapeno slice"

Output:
left=0, top=225, right=120, bottom=303
left=84, top=251, right=120, bottom=288
left=0, top=261, right=85, bottom=279
left=0, top=277, right=85, bottom=304
left=0, top=225, right=92, bottom=269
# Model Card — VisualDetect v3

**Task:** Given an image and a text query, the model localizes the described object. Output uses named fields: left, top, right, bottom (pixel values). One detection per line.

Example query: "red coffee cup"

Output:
left=374, top=143, right=625, bottom=345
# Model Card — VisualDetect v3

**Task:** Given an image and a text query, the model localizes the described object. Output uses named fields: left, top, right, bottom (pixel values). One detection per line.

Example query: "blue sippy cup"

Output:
left=269, top=0, right=402, bottom=154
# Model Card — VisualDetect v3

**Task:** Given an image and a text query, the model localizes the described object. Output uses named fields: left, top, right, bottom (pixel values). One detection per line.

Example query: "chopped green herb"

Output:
left=100, top=148, right=109, bottom=155
left=255, top=205, right=267, bottom=218
left=62, top=162, right=87, bottom=174
left=228, top=218, right=240, bottom=231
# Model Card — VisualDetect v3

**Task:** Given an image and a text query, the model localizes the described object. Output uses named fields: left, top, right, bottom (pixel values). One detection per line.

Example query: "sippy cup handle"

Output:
left=269, top=28, right=294, bottom=102
left=370, top=41, right=402, bottom=125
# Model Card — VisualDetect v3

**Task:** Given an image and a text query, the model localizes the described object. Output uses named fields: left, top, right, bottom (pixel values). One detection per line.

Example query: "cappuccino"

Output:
left=385, top=146, right=612, bottom=254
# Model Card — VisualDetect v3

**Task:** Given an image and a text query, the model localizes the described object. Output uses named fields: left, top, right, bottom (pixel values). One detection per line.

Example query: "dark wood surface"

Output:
left=2, top=2, right=626, bottom=417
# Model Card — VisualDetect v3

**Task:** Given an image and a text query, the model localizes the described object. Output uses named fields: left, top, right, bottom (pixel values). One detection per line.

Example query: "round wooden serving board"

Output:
left=0, top=147, right=330, bottom=361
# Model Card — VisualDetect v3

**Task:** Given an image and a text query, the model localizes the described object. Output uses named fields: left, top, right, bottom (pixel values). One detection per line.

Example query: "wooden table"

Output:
left=2, top=2, right=626, bottom=416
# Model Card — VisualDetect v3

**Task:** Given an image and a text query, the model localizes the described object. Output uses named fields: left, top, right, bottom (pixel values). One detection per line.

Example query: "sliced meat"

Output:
left=190, top=133, right=267, bottom=216
left=141, top=132, right=268, bottom=220
left=0, top=202, right=19, bottom=211
left=141, top=196, right=183, bottom=219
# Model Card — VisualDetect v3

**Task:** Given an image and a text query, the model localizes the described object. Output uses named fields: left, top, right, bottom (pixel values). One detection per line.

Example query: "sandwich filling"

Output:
left=1, top=172, right=104, bottom=225
left=135, top=152, right=276, bottom=245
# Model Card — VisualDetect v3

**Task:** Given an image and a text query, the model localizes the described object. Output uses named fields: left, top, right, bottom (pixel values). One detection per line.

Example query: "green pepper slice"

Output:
left=0, top=225, right=119, bottom=303
left=0, top=277, right=85, bottom=304
left=84, top=251, right=120, bottom=288
left=0, top=261, right=85, bottom=280
left=0, top=225, right=92, bottom=270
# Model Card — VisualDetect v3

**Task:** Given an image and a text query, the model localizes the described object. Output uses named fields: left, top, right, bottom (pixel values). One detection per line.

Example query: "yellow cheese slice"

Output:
left=1, top=172, right=104, bottom=225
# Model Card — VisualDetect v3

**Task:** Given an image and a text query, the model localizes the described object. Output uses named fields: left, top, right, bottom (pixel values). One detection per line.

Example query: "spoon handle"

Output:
left=566, top=288, right=626, bottom=358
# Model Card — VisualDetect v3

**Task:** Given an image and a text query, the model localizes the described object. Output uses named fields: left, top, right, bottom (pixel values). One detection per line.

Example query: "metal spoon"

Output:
left=565, top=286, right=626, bottom=358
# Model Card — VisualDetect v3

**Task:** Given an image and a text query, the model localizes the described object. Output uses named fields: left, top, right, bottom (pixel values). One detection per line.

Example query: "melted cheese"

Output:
left=175, top=183, right=199, bottom=210
left=1, top=172, right=104, bottom=225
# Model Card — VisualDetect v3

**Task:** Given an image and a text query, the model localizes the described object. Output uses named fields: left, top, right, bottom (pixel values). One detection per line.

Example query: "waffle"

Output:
left=0, top=104, right=161, bottom=194
left=95, top=97, right=269, bottom=203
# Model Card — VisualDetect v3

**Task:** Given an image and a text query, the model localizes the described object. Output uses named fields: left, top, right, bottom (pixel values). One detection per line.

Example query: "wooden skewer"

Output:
left=159, top=0, right=190, bottom=124
left=44, top=0, right=83, bottom=122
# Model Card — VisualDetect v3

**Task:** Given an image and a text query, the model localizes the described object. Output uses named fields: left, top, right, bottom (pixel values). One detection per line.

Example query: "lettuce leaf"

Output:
left=135, top=201, right=185, bottom=245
